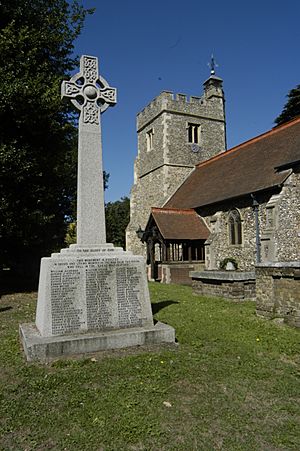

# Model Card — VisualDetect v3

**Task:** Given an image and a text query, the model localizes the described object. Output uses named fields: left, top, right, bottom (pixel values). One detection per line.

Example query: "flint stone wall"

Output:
left=202, top=171, right=300, bottom=271
left=191, top=270, right=256, bottom=300
left=256, top=262, right=300, bottom=327
left=135, top=90, right=226, bottom=181
left=276, top=171, right=300, bottom=261
left=126, top=164, right=194, bottom=257
left=200, top=195, right=267, bottom=271
left=127, top=87, right=226, bottom=256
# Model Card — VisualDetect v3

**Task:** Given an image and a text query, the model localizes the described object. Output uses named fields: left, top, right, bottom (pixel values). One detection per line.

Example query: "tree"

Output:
left=64, top=174, right=110, bottom=247
left=64, top=197, right=130, bottom=250
left=275, top=84, right=300, bottom=126
left=0, top=0, right=93, bottom=275
left=105, top=197, right=130, bottom=249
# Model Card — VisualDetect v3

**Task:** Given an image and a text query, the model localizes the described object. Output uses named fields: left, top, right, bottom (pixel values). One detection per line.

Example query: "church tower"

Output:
left=126, top=69, right=226, bottom=255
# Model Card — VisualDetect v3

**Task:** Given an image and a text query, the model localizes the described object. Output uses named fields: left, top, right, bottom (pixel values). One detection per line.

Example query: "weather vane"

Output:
left=208, top=54, right=218, bottom=75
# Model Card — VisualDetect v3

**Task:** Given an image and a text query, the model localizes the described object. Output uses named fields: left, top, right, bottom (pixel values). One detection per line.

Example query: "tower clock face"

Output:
left=191, top=144, right=200, bottom=153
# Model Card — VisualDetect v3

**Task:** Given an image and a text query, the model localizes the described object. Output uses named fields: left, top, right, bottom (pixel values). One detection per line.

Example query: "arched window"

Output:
left=228, top=209, right=242, bottom=245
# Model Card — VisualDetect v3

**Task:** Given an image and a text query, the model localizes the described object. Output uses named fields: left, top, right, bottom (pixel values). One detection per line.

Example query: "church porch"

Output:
left=137, top=207, right=209, bottom=285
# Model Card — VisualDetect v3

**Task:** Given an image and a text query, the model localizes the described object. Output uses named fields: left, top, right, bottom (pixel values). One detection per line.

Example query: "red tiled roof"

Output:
left=151, top=207, right=209, bottom=240
left=165, top=117, right=300, bottom=209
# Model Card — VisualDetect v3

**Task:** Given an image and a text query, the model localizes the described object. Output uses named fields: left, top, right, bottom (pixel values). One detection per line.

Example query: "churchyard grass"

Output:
left=0, top=283, right=299, bottom=450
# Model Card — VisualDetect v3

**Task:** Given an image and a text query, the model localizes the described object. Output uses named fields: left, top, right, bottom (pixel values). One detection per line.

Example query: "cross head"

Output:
left=61, top=55, right=117, bottom=125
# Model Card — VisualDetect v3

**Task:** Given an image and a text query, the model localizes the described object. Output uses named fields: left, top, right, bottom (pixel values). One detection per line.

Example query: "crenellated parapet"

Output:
left=137, top=76, right=224, bottom=132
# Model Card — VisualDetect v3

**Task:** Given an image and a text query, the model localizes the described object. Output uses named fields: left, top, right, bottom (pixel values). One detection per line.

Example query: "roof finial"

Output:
left=208, top=54, right=218, bottom=76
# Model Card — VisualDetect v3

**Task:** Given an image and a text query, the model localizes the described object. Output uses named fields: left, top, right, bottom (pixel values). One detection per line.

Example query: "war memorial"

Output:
left=20, top=55, right=175, bottom=361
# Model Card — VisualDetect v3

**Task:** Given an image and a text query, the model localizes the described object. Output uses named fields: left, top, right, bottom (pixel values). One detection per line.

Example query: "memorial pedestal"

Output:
left=20, top=244, right=175, bottom=362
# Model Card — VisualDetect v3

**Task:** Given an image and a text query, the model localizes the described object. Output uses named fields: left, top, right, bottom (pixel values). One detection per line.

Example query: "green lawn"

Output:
left=0, top=283, right=299, bottom=450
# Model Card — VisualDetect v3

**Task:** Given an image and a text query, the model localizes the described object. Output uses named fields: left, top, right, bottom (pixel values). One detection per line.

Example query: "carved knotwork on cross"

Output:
left=61, top=55, right=117, bottom=124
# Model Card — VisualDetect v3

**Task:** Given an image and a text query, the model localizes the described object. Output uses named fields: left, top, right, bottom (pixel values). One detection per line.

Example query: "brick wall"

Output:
left=160, top=262, right=205, bottom=285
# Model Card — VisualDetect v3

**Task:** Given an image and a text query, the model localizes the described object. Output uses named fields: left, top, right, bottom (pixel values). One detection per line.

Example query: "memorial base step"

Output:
left=19, top=322, right=176, bottom=362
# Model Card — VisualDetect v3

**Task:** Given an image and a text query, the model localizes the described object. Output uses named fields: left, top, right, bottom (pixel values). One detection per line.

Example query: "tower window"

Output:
left=146, top=129, right=154, bottom=151
left=228, top=209, right=242, bottom=245
left=187, top=123, right=200, bottom=144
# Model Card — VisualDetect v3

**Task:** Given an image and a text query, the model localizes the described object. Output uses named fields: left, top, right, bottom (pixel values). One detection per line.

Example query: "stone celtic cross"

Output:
left=61, top=55, right=117, bottom=246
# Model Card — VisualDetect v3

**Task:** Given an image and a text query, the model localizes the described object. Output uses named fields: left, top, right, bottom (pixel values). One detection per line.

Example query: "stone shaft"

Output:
left=77, top=118, right=106, bottom=245
left=61, top=55, right=117, bottom=246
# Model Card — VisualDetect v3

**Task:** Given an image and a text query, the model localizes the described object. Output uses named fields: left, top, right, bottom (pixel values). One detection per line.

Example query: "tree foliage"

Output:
left=105, top=197, right=130, bottom=249
left=65, top=196, right=130, bottom=250
left=275, top=84, right=300, bottom=126
left=65, top=222, right=77, bottom=247
left=0, top=0, right=93, bottom=274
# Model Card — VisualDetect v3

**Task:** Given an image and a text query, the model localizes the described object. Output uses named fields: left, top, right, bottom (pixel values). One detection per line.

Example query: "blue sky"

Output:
left=74, top=0, right=300, bottom=202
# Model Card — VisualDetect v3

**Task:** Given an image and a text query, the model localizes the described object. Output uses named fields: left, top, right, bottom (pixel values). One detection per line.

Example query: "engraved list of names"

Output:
left=86, top=260, right=116, bottom=330
left=86, top=260, right=143, bottom=331
left=50, top=264, right=84, bottom=335
left=49, top=258, right=144, bottom=336
left=116, top=266, right=142, bottom=328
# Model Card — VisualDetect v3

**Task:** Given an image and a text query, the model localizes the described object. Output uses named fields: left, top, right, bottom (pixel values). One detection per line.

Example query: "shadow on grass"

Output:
left=0, top=306, right=13, bottom=313
left=151, top=300, right=179, bottom=315
left=0, top=270, right=38, bottom=296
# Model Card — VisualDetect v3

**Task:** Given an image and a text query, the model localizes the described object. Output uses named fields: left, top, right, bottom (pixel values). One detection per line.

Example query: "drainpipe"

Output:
left=251, top=194, right=261, bottom=264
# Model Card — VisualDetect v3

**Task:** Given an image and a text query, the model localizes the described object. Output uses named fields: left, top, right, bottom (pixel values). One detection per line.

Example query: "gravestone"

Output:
left=20, top=55, right=175, bottom=361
